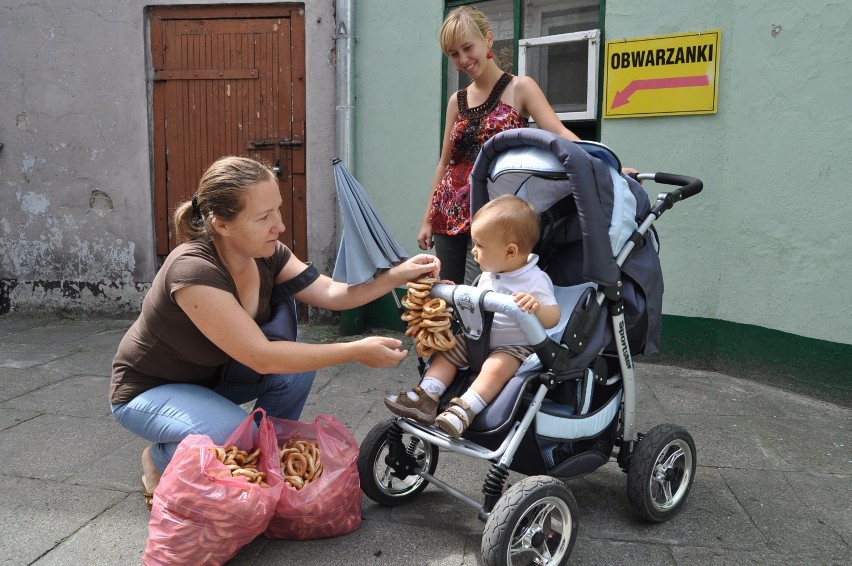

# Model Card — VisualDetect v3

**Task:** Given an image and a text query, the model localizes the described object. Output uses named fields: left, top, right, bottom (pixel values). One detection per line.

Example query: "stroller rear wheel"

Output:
left=358, top=418, right=439, bottom=506
left=481, top=476, right=578, bottom=566
left=627, top=424, right=696, bottom=522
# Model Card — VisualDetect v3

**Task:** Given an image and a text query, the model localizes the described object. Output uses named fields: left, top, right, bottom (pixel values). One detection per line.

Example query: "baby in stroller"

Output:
left=384, top=195, right=561, bottom=437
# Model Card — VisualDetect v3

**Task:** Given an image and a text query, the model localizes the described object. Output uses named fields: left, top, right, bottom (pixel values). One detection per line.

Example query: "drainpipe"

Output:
left=335, top=0, right=354, bottom=171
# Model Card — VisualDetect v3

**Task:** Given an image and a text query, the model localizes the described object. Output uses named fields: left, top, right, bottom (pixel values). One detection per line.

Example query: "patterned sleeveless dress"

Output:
left=430, top=73, right=529, bottom=235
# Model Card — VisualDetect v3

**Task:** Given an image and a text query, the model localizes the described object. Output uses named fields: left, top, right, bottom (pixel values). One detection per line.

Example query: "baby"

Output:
left=386, top=195, right=561, bottom=437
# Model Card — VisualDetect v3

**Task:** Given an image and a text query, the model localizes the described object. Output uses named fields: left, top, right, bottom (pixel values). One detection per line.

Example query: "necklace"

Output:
left=458, top=73, right=513, bottom=120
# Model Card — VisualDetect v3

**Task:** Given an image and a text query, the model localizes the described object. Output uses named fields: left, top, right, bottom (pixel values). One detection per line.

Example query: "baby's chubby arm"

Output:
left=512, top=292, right=561, bottom=330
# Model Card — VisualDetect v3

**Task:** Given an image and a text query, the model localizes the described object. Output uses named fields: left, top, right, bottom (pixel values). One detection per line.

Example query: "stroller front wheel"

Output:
left=358, top=418, right=439, bottom=506
left=481, top=476, right=578, bottom=566
left=627, top=423, right=696, bottom=522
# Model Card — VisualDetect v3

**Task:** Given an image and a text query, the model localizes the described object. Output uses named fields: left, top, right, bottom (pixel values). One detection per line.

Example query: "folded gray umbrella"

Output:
left=332, top=159, right=409, bottom=285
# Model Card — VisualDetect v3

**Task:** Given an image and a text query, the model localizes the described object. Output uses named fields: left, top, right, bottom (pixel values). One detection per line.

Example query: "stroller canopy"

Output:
left=471, top=128, right=642, bottom=287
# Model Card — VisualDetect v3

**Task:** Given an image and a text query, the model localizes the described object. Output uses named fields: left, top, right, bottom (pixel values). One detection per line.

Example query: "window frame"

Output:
left=517, top=29, right=601, bottom=121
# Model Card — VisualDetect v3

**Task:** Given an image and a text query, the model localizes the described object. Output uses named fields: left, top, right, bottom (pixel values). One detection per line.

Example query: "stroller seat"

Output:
left=462, top=282, right=605, bottom=435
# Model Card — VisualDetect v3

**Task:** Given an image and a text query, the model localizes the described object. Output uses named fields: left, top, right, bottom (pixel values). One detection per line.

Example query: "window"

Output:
left=518, top=30, right=600, bottom=120
left=443, top=0, right=602, bottom=133
left=520, top=0, right=600, bottom=121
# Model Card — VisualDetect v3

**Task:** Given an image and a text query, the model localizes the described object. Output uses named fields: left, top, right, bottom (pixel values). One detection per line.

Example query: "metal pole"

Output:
left=335, top=0, right=355, bottom=171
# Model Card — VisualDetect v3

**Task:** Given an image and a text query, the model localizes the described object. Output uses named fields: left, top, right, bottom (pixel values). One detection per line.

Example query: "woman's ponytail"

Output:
left=173, top=199, right=206, bottom=244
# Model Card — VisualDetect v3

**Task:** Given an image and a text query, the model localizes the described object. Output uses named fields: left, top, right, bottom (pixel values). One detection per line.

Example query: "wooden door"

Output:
left=150, top=5, right=306, bottom=259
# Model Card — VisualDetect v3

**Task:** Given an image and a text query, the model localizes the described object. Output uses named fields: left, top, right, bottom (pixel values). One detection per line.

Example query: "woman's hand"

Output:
left=622, top=167, right=643, bottom=184
left=391, top=254, right=441, bottom=283
left=352, top=336, right=407, bottom=367
left=417, top=221, right=433, bottom=251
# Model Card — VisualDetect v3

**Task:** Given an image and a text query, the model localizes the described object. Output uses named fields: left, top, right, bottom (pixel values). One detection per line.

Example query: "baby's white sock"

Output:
left=437, top=389, right=487, bottom=433
left=410, top=376, right=446, bottom=400
left=461, top=389, right=487, bottom=414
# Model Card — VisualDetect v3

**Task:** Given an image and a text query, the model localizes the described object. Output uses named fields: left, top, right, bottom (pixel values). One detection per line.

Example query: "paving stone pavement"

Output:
left=0, top=316, right=849, bottom=565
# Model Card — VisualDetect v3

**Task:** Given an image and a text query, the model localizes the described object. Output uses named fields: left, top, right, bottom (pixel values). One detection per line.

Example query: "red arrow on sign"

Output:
left=611, top=75, right=710, bottom=109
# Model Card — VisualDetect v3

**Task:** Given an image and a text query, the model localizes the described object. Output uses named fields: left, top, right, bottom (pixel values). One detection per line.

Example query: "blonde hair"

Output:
left=439, top=6, right=491, bottom=54
left=172, top=156, right=275, bottom=243
left=473, top=195, right=540, bottom=253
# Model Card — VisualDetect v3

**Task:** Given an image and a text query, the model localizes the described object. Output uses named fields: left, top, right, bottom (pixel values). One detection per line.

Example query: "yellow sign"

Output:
left=604, top=30, right=721, bottom=118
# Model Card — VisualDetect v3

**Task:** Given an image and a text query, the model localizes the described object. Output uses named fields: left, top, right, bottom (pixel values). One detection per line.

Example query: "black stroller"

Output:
left=358, top=129, right=702, bottom=566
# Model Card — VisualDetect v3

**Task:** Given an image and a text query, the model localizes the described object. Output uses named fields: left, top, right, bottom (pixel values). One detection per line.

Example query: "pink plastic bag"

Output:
left=265, top=414, right=362, bottom=540
left=143, top=409, right=284, bottom=566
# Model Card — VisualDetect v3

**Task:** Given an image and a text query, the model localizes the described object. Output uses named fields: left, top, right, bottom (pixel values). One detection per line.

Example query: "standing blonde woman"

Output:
left=417, top=5, right=580, bottom=285
left=110, top=156, right=439, bottom=508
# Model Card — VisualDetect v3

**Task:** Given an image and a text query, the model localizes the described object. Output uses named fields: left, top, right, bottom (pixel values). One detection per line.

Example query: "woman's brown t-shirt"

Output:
left=109, top=238, right=290, bottom=405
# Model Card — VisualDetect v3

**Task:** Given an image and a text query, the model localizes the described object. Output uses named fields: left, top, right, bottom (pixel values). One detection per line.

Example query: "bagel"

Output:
left=415, top=342, right=435, bottom=357
left=407, top=288, right=431, bottom=299
left=232, top=468, right=258, bottom=481
left=405, top=293, right=427, bottom=305
left=406, top=281, right=432, bottom=291
left=279, top=438, right=322, bottom=490
left=432, top=331, right=457, bottom=350
left=421, top=330, right=437, bottom=349
left=405, top=322, right=423, bottom=337
left=285, top=451, right=308, bottom=477
left=400, top=310, right=420, bottom=322
left=422, top=298, right=446, bottom=315
left=245, top=448, right=261, bottom=464
left=209, top=444, right=271, bottom=488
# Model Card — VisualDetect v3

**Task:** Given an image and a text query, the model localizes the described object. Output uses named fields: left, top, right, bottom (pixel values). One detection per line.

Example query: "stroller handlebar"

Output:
left=653, top=172, right=703, bottom=201
left=637, top=172, right=703, bottom=204
left=431, top=283, right=550, bottom=347
left=636, top=172, right=703, bottom=216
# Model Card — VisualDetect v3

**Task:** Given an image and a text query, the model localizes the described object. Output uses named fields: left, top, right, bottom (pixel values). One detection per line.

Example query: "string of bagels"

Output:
left=401, top=277, right=457, bottom=357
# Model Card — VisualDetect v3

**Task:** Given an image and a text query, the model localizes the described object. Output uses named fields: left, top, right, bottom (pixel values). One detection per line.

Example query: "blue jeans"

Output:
left=111, top=368, right=315, bottom=472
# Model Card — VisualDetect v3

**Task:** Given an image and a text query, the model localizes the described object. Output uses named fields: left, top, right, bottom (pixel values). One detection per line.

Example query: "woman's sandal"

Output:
left=141, top=475, right=155, bottom=511
left=435, top=397, right=476, bottom=439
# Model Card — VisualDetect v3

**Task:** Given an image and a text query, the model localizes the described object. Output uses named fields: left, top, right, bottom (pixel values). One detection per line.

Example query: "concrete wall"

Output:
left=601, top=0, right=852, bottom=344
left=0, top=0, right=338, bottom=315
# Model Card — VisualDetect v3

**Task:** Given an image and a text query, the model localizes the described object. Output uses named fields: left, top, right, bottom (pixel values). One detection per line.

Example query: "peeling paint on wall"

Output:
left=0, top=184, right=143, bottom=314
left=0, top=278, right=148, bottom=316
left=89, top=190, right=113, bottom=214
left=19, top=191, right=49, bottom=215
